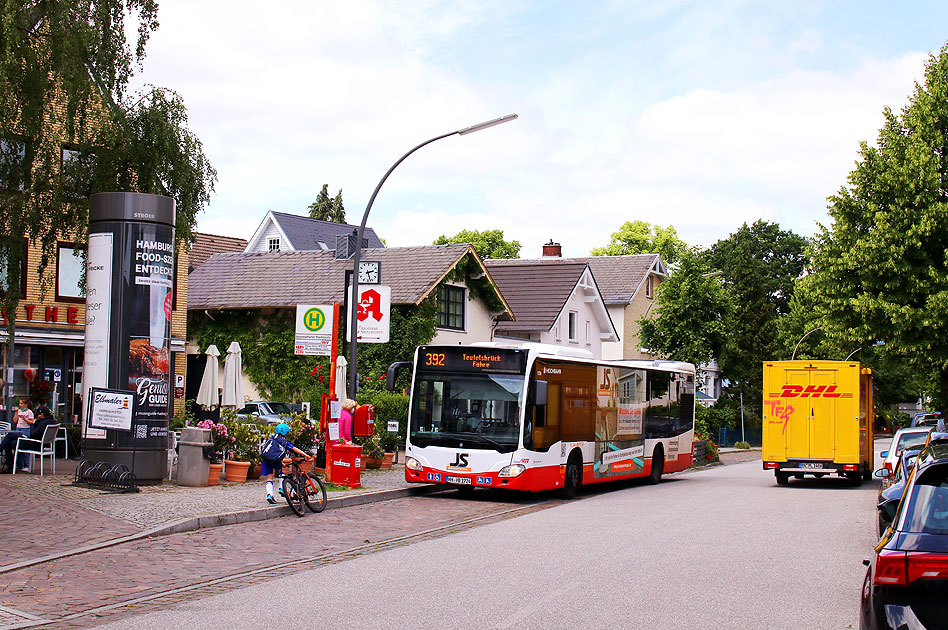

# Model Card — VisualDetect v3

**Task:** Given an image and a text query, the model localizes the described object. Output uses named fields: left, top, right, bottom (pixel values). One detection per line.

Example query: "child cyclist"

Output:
left=260, top=422, right=313, bottom=504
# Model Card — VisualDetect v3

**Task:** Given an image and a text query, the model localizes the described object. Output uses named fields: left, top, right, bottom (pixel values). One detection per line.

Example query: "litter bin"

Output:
left=327, top=443, right=362, bottom=488
left=177, top=427, right=212, bottom=487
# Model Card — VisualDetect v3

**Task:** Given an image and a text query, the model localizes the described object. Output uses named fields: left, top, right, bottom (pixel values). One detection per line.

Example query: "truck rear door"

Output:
left=808, top=368, right=838, bottom=460
left=785, top=369, right=811, bottom=459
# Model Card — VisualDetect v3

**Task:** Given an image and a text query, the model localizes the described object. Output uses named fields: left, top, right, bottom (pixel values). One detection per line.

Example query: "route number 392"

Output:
left=424, top=352, right=445, bottom=367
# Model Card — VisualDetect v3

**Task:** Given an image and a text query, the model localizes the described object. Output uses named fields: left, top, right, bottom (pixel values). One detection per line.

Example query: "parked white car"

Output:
left=879, top=426, right=933, bottom=473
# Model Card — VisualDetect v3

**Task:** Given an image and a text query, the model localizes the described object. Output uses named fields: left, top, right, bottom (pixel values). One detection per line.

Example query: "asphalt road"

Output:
left=97, top=444, right=888, bottom=630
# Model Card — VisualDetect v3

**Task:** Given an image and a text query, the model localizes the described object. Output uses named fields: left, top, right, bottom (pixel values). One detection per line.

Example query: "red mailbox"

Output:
left=353, top=404, right=375, bottom=437
left=326, top=443, right=362, bottom=488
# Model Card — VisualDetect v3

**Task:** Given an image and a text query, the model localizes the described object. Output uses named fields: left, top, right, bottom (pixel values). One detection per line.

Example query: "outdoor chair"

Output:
left=0, top=421, right=10, bottom=434
left=13, top=423, right=60, bottom=476
left=168, top=431, right=179, bottom=480
left=55, top=426, right=69, bottom=460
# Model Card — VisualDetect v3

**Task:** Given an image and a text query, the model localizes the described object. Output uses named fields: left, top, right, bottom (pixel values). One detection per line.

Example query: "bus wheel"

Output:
left=647, top=445, right=664, bottom=485
left=776, top=472, right=789, bottom=486
left=562, top=455, right=581, bottom=499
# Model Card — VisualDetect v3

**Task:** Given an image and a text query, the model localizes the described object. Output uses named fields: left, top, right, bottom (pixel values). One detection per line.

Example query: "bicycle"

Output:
left=279, top=457, right=327, bottom=517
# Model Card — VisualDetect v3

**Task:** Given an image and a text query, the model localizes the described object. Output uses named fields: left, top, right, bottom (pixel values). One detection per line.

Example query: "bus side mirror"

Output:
left=386, top=361, right=411, bottom=392
left=536, top=380, right=548, bottom=406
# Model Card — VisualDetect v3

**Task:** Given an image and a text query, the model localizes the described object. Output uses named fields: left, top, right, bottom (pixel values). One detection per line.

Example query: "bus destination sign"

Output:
left=418, top=346, right=525, bottom=374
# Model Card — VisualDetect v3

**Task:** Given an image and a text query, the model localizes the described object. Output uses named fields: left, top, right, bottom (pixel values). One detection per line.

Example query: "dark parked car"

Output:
left=860, top=441, right=948, bottom=629
left=876, top=449, right=921, bottom=537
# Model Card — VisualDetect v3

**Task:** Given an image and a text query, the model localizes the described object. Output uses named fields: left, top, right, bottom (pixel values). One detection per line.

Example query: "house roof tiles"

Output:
left=188, top=243, right=509, bottom=312
left=270, top=211, right=384, bottom=251
left=484, top=260, right=588, bottom=332
left=189, top=232, right=249, bottom=270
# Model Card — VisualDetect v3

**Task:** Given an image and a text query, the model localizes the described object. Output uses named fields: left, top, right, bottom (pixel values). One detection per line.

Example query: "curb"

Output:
left=0, top=484, right=441, bottom=576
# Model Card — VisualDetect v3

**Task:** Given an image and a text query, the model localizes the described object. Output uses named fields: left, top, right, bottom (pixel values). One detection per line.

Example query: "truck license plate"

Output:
left=446, top=475, right=472, bottom=485
left=800, top=463, right=825, bottom=469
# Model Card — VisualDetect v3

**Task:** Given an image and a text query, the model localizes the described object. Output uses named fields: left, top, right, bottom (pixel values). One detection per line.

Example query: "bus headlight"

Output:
left=498, top=464, right=526, bottom=478
left=405, top=457, right=423, bottom=472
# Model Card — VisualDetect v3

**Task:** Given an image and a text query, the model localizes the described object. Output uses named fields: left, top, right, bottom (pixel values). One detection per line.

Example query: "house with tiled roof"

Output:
left=188, top=232, right=249, bottom=272
left=490, top=241, right=667, bottom=360
left=187, top=243, right=513, bottom=401
left=484, top=258, right=619, bottom=360
left=245, top=211, right=384, bottom=253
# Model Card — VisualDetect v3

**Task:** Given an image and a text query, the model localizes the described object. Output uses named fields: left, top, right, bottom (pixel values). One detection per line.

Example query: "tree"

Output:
left=810, top=44, right=948, bottom=413
left=706, top=221, right=808, bottom=419
left=307, top=184, right=346, bottom=222
left=591, top=221, right=689, bottom=266
left=638, top=248, right=732, bottom=369
left=0, top=1, right=216, bottom=314
left=434, top=229, right=521, bottom=259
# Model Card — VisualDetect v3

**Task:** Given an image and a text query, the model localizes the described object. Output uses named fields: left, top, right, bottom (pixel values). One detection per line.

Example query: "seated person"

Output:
left=1, top=404, right=56, bottom=473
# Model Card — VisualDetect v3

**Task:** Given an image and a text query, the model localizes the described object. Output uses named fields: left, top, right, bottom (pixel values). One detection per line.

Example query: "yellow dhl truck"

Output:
left=762, top=360, right=873, bottom=486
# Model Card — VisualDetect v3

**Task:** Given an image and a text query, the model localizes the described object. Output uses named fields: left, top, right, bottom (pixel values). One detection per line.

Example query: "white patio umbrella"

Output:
left=334, top=355, right=348, bottom=402
left=195, top=344, right=221, bottom=410
left=221, top=341, right=244, bottom=409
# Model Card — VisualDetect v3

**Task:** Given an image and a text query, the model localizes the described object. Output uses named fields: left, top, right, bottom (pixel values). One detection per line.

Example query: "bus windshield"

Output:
left=409, top=371, right=523, bottom=452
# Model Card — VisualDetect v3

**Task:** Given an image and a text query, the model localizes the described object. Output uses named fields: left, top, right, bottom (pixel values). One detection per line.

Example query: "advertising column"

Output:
left=82, top=192, right=175, bottom=481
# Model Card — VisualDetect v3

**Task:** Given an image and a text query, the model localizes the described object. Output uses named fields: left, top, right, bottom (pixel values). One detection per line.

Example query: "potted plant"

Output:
left=378, top=429, right=402, bottom=469
left=197, top=419, right=229, bottom=485
left=221, top=414, right=257, bottom=482
left=357, top=434, right=385, bottom=469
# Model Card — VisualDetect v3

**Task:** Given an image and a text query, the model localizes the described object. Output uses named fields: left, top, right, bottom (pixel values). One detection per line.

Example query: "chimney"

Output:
left=542, top=239, right=562, bottom=258
left=335, top=229, right=369, bottom=260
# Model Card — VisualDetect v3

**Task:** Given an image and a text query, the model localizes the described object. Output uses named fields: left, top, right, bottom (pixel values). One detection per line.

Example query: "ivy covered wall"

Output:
left=188, top=297, right=438, bottom=404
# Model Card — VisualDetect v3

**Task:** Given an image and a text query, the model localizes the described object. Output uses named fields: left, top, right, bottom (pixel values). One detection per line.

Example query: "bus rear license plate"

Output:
left=800, top=463, right=825, bottom=469
left=446, top=475, right=472, bottom=485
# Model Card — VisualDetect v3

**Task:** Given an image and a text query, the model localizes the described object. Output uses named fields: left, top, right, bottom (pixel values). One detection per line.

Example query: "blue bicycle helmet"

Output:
left=275, top=422, right=290, bottom=436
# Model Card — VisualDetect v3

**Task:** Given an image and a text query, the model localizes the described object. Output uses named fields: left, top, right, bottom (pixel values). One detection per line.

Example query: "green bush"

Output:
left=735, top=441, right=751, bottom=450
left=363, top=390, right=409, bottom=452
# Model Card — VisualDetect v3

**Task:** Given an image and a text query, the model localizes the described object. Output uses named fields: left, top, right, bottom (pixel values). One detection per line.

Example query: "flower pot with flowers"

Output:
left=356, top=434, right=385, bottom=469
left=197, top=419, right=230, bottom=484
left=221, top=413, right=261, bottom=482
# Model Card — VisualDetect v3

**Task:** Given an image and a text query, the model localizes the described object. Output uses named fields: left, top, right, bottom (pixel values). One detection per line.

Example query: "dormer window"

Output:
left=268, top=238, right=280, bottom=252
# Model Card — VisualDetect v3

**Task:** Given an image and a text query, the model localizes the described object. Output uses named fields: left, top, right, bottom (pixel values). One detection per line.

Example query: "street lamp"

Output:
left=347, top=114, right=519, bottom=399
left=791, top=326, right=822, bottom=361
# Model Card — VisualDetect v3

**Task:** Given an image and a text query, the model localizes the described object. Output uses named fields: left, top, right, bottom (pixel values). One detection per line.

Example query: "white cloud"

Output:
left=128, top=1, right=935, bottom=258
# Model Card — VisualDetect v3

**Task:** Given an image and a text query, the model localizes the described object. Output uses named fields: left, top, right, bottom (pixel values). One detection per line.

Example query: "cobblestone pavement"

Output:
left=0, top=491, right=559, bottom=629
left=0, top=461, right=412, bottom=567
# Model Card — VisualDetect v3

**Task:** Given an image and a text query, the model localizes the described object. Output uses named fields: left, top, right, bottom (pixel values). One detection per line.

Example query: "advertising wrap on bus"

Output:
left=402, top=344, right=695, bottom=496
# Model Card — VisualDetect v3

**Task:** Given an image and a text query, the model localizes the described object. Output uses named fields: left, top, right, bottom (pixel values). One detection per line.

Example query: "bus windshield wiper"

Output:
left=457, top=433, right=506, bottom=450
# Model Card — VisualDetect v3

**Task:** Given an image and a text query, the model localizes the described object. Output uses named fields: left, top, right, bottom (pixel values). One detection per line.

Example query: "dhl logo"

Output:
left=768, top=385, right=853, bottom=399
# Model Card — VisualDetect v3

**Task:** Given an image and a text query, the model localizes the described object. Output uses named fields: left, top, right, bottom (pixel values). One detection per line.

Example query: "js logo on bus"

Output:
left=770, top=385, right=851, bottom=399
left=449, top=452, right=469, bottom=467
left=303, top=308, right=326, bottom=332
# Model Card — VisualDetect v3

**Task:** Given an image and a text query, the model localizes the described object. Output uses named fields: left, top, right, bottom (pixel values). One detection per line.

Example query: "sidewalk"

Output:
left=0, top=459, right=421, bottom=575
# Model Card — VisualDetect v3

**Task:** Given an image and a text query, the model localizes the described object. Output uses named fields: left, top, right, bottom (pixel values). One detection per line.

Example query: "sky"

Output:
left=128, top=1, right=948, bottom=258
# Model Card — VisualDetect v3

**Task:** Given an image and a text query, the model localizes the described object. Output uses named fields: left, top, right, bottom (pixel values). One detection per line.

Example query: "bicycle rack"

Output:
left=72, top=458, right=140, bottom=493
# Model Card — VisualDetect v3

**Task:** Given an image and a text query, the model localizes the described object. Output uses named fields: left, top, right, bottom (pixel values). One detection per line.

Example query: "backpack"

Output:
left=260, top=435, right=287, bottom=463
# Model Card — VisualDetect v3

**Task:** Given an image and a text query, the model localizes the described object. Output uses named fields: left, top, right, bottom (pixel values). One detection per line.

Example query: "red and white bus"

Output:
left=390, top=343, right=696, bottom=496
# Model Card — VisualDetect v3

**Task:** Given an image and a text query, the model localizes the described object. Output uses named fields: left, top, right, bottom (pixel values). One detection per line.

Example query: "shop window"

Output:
left=56, top=242, right=85, bottom=302
left=0, top=240, right=27, bottom=297
left=437, top=284, right=465, bottom=330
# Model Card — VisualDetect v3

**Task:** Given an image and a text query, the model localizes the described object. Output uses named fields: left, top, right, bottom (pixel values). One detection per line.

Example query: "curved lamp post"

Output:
left=791, top=326, right=822, bottom=361
left=347, top=114, right=518, bottom=398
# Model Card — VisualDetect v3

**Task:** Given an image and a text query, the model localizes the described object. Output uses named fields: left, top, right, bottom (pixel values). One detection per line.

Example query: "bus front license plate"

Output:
left=446, top=475, right=472, bottom=485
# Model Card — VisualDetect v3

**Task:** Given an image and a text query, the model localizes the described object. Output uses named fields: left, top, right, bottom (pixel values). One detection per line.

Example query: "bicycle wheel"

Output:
left=282, top=477, right=305, bottom=517
left=302, top=473, right=327, bottom=513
